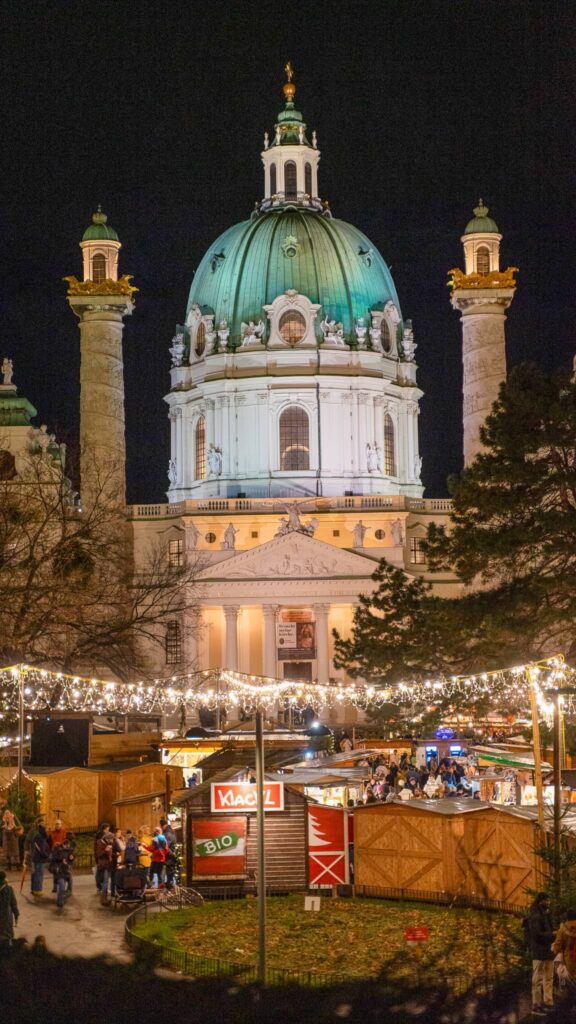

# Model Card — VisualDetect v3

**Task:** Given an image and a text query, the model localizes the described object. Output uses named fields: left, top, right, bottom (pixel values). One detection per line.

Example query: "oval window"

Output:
left=381, top=319, right=392, bottom=353
left=279, top=311, right=306, bottom=346
left=196, top=322, right=206, bottom=357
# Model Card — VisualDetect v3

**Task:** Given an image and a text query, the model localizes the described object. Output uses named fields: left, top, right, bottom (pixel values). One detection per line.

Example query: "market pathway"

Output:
left=6, top=869, right=131, bottom=961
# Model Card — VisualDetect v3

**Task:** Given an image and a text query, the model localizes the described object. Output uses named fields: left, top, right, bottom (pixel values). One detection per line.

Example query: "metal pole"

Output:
left=553, top=692, right=562, bottom=902
left=17, top=672, right=24, bottom=795
left=527, top=667, right=545, bottom=827
left=255, top=707, right=266, bottom=985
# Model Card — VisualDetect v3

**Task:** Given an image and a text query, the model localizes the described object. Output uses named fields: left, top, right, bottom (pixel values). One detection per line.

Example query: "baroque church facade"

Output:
left=0, top=69, right=517, bottom=709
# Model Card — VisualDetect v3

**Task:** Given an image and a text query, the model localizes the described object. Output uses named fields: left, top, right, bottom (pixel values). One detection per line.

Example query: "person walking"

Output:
left=1, top=808, right=22, bottom=870
left=552, top=906, right=576, bottom=996
left=0, top=871, right=19, bottom=952
left=527, top=892, right=556, bottom=1014
left=30, top=822, right=51, bottom=896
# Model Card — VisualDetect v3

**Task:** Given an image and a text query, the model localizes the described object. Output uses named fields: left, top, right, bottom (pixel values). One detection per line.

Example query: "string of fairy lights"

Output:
left=0, top=657, right=574, bottom=726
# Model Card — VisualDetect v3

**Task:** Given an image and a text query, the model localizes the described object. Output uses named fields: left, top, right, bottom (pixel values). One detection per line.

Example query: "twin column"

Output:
left=221, top=603, right=331, bottom=681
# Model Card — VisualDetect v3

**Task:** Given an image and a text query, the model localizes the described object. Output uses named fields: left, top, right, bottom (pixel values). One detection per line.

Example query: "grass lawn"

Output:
left=133, top=895, right=524, bottom=986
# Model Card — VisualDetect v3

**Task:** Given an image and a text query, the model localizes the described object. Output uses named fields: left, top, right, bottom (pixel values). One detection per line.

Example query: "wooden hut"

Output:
left=30, top=766, right=100, bottom=830
left=174, top=768, right=308, bottom=892
left=354, top=799, right=544, bottom=908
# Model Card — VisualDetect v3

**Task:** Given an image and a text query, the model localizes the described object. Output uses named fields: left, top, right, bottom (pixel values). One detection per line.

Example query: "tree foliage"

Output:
left=0, top=444, right=202, bottom=679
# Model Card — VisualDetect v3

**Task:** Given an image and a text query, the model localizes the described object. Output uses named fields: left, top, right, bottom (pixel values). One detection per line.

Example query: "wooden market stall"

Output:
left=30, top=766, right=100, bottom=830
left=174, top=768, right=308, bottom=892
left=354, top=799, right=545, bottom=908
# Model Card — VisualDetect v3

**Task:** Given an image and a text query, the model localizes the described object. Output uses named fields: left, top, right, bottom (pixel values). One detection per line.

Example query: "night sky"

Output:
left=1, top=0, right=574, bottom=502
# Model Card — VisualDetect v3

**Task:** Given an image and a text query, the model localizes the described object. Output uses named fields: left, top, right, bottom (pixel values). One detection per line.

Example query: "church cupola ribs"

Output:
left=260, top=64, right=323, bottom=212
left=449, top=201, right=518, bottom=467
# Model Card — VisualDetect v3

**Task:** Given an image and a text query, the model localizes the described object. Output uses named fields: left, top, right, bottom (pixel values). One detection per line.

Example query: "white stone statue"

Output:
left=353, top=520, right=368, bottom=548
left=207, top=444, right=222, bottom=476
left=320, top=318, right=346, bottom=346
left=369, top=316, right=383, bottom=352
left=414, top=454, right=423, bottom=479
left=312, top=130, right=317, bottom=149
left=240, top=320, right=265, bottom=346
left=221, top=522, right=239, bottom=550
left=355, top=318, right=368, bottom=348
left=275, top=517, right=290, bottom=537
left=402, top=320, right=417, bottom=361
left=37, top=424, right=55, bottom=452
left=217, top=319, right=230, bottom=349
left=391, top=518, right=404, bottom=547
left=276, top=504, right=317, bottom=537
left=169, top=333, right=185, bottom=367
left=1, top=357, right=13, bottom=386
left=263, top=131, right=269, bottom=150
left=275, top=126, right=281, bottom=145
left=186, top=522, right=200, bottom=550
left=167, top=458, right=177, bottom=486
left=366, top=443, right=381, bottom=474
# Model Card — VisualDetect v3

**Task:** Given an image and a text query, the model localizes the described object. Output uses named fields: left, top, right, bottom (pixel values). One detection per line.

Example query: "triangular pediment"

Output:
left=198, top=531, right=379, bottom=581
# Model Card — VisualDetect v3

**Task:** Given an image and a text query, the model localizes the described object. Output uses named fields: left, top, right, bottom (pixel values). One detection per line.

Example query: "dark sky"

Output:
left=1, top=0, right=574, bottom=501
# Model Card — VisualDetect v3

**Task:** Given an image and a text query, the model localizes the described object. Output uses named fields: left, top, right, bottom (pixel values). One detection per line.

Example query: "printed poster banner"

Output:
left=192, top=816, right=247, bottom=876
left=277, top=619, right=316, bottom=661
left=308, top=805, right=349, bottom=887
left=211, top=781, right=285, bottom=813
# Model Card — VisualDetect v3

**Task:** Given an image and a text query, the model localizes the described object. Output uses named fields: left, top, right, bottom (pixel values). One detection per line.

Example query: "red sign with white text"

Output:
left=211, top=781, right=285, bottom=813
left=404, top=927, right=430, bottom=942
left=308, top=805, right=349, bottom=887
left=192, top=816, right=247, bottom=876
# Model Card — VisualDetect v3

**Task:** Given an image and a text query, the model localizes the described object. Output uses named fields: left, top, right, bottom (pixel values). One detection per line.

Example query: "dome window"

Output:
left=284, top=161, right=297, bottom=199
left=279, top=310, right=306, bottom=346
left=270, top=163, right=277, bottom=196
left=279, top=406, right=310, bottom=470
left=92, top=253, right=106, bottom=283
left=383, top=414, right=396, bottom=476
left=381, top=319, right=392, bottom=353
left=476, top=246, right=490, bottom=274
left=195, top=417, right=206, bottom=480
left=195, top=322, right=206, bottom=357
left=304, top=162, right=312, bottom=197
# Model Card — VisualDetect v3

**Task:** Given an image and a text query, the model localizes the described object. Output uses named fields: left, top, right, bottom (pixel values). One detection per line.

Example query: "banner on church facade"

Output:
left=277, top=609, right=316, bottom=660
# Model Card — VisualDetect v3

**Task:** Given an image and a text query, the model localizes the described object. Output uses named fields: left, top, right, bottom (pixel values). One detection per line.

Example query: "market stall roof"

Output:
left=471, top=746, right=553, bottom=771
left=289, top=749, right=382, bottom=770
left=267, top=770, right=365, bottom=787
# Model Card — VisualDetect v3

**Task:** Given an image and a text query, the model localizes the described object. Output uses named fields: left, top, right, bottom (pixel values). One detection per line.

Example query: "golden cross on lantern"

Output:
left=284, top=61, right=294, bottom=82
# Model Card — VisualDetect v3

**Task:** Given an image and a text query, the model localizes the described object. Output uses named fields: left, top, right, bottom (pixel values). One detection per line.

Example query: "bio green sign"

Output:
left=195, top=831, right=239, bottom=857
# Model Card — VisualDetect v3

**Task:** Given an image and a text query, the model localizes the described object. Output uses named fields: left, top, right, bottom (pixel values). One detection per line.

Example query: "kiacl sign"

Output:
left=211, top=781, right=285, bottom=813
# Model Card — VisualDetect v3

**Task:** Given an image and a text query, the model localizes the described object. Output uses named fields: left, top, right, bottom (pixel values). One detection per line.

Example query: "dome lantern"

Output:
left=460, top=199, right=502, bottom=275
left=260, top=64, right=323, bottom=213
left=80, top=206, right=121, bottom=282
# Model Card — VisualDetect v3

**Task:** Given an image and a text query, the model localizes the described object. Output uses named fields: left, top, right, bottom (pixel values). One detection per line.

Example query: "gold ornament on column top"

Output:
left=63, top=275, right=138, bottom=299
left=447, top=267, right=518, bottom=291
left=283, top=61, right=296, bottom=103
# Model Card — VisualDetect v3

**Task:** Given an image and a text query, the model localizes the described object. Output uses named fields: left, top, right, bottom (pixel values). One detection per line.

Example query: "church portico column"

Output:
left=262, top=604, right=278, bottom=678
left=314, top=603, right=331, bottom=683
left=185, top=607, right=202, bottom=671
left=224, top=605, right=240, bottom=670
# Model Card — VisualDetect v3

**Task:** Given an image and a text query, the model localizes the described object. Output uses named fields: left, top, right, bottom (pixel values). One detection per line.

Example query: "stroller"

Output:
left=113, top=866, right=148, bottom=910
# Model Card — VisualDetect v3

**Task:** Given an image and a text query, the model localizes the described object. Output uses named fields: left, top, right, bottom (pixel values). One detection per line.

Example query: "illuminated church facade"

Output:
left=1, top=68, right=517, bottom=710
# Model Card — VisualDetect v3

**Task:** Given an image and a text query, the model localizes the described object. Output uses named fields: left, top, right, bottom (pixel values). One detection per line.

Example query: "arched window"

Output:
left=92, top=254, right=106, bottom=283
left=270, top=163, right=277, bottom=196
left=195, top=322, right=206, bottom=357
left=195, top=417, right=206, bottom=480
left=381, top=318, right=392, bottom=353
left=383, top=414, right=396, bottom=476
left=165, top=621, right=182, bottom=664
left=279, top=310, right=306, bottom=346
left=304, top=162, right=312, bottom=196
left=476, top=246, right=490, bottom=274
left=279, top=406, right=310, bottom=470
left=284, top=161, right=297, bottom=199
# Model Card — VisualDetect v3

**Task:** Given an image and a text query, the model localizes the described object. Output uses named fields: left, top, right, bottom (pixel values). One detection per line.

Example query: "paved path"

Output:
left=5, top=869, right=131, bottom=961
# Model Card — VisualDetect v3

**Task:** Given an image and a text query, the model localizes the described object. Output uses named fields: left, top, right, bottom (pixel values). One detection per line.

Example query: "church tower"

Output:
left=449, top=201, right=517, bottom=466
left=65, top=208, right=136, bottom=505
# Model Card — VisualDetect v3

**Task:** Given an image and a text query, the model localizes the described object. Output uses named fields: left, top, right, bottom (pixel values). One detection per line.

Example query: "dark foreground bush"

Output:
left=1, top=946, right=575, bottom=1023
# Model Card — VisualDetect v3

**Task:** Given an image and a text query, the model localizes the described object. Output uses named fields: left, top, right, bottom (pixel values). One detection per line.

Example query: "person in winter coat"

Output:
left=49, top=820, right=68, bottom=848
left=527, top=892, right=556, bottom=1013
left=1, top=808, right=22, bottom=870
left=30, top=824, right=51, bottom=896
left=552, top=907, right=576, bottom=987
left=0, top=871, right=19, bottom=950
left=147, top=827, right=168, bottom=888
left=94, top=828, right=114, bottom=903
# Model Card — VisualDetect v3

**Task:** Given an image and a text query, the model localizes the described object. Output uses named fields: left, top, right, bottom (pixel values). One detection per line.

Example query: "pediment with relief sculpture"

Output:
left=198, top=531, right=379, bottom=581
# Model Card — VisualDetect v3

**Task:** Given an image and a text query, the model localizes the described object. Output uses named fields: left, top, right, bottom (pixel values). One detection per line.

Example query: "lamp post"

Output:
left=16, top=670, right=24, bottom=795
left=255, top=707, right=267, bottom=984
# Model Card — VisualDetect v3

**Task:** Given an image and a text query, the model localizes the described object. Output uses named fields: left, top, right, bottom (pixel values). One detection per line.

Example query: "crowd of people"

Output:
left=527, top=892, right=576, bottom=1013
left=25, top=816, right=76, bottom=903
left=93, top=817, right=179, bottom=905
left=353, top=751, right=480, bottom=804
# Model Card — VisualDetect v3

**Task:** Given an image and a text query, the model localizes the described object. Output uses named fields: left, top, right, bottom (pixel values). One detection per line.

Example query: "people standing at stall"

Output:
left=137, top=826, right=153, bottom=884
left=552, top=906, right=576, bottom=998
left=147, top=827, right=168, bottom=889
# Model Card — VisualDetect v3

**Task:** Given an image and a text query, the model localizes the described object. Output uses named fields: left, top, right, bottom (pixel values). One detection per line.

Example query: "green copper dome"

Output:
left=82, top=206, right=119, bottom=242
left=464, top=200, right=499, bottom=235
left=186, top=207, right=402, bottom=342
